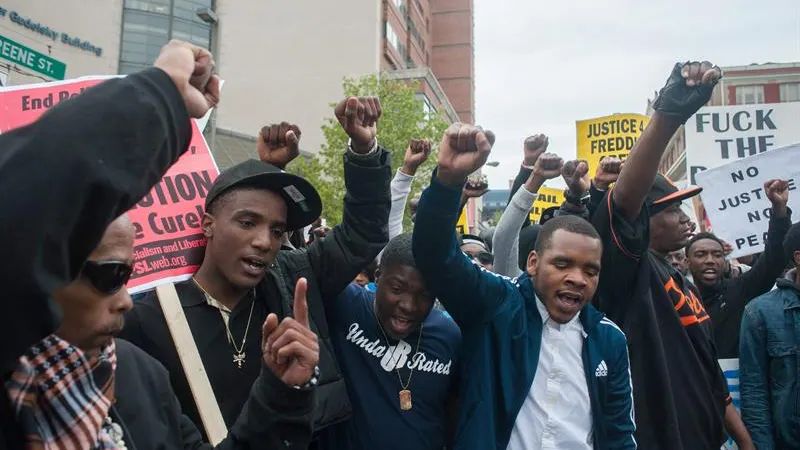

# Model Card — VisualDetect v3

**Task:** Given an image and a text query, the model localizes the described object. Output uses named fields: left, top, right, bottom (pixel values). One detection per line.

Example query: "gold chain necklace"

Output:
left=373, top=302, right=422, bottom=411
left=192, top=278, right=256, bottom=369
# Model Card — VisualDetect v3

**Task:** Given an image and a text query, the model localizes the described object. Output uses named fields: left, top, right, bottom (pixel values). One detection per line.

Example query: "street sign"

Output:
left=0, top=34, right=66, bottom=80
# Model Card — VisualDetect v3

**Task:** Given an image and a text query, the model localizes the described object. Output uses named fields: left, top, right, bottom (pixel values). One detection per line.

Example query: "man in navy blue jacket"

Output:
left=412, top=123, right=635, bottom=449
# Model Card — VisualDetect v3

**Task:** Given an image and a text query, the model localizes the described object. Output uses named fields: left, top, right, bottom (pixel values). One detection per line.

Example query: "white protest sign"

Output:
left=685, top=102, right=800, bottom=185
left=695, top=143, right=800, bottom=258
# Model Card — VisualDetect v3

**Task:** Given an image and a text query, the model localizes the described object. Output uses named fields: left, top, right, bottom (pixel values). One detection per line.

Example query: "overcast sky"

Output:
left=474, top=0, right=800, bottom=189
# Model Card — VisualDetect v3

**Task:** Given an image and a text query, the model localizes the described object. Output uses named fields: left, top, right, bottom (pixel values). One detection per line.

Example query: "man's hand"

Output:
left=594, top=157, right=623, bottom=190
left=765, top=179, right=790, bottom=217
left=401, top=139, right=431, bottom=176
left=256, top=122, right=301, bottom=169
left=262, top=278, right=319, bottom=387
left=652, top=61, right=722, bottom=123
left=436, top=123, right=495, bottom=187
left=523, top=134, right=549, bottom=167
left=463, top=174, right=489, bottom=199
left=154, top=40, right=220, bottom=119
left=561, top=160, right=590, bottom=195
left=334, top=97, right=381, bottom=154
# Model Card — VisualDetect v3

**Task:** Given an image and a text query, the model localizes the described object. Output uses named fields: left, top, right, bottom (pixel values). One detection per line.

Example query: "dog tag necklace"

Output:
left=193, top=278, right=256, bottom=369
left=374, top=303, right=423, bottom=411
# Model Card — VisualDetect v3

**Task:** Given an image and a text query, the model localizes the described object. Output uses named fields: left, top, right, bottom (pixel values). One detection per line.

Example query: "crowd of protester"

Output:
left=1, top=40, right=798, bottom=450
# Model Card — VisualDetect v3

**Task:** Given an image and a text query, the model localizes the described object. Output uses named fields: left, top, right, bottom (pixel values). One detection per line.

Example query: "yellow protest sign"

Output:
left=456, top=208, right=468, bottom=235
left=576, top=113, right=650, bottom=176
left=529, top=187, right=565, bottom=223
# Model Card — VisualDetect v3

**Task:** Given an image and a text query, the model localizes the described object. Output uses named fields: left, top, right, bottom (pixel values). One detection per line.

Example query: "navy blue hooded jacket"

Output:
left=413, top=175, right=636, bottom=449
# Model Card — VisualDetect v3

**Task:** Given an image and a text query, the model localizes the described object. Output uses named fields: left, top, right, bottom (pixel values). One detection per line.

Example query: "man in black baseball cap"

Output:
left=121, top=99, right=392, bottom=444
left=588, top=61, right=755, bottom=449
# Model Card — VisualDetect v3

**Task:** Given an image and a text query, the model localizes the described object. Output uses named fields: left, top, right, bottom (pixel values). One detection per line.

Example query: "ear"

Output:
left=202, top=213, right=215, bottom=239
left=374, top=268, right=382, bottom=286
left=526, top=250, right=539, bottom=277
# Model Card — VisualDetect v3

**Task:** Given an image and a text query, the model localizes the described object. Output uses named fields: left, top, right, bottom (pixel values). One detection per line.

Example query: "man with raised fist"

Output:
left=589, top=61, right=750, bottom=449
left=121, top=96, right=392, bottom=442
left=413, top=124, right=635, bottom=449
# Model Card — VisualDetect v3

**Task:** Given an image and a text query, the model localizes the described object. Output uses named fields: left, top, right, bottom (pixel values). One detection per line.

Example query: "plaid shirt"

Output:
left=5, top=335, right=121, bottom=450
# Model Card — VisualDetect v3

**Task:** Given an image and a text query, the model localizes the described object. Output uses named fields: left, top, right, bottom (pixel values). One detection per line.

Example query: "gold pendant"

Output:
left=399, top=389, right=412, bottom=411
left=233, top=352, right=245, bottom=369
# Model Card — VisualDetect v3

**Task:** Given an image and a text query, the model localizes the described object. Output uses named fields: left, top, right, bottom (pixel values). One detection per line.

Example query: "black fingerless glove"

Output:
left=652, top=61, right=722, bottom=124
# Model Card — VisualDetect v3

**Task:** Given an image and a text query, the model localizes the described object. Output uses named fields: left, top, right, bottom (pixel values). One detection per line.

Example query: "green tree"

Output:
left=287, top=74, right=449, bottom=228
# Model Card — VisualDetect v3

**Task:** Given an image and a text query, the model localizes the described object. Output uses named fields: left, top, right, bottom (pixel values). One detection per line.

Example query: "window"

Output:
left=779, top=83, right=800, bottom=102
left=407, top=17, right=425, bottom=51
left=735, top=85, right=764, bottom=105
left=417, top=93, right=436, bottom=119
left=120, top=1, right=213, bottom=75
left=385, top=21, right=400, bottom=53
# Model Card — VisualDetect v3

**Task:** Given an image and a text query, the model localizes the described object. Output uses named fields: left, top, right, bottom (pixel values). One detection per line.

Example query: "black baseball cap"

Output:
left=205, top=159, right=322, bottom=230
left=645, top=173, right=702, bottom=215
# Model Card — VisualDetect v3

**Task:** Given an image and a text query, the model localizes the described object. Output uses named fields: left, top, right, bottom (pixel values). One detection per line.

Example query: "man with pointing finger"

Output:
left=121, top=96, right=392, bottom=439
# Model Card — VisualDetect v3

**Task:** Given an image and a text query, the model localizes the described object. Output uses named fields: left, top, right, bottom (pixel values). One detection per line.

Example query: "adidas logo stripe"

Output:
left=595, top=360, right=608, bottom=377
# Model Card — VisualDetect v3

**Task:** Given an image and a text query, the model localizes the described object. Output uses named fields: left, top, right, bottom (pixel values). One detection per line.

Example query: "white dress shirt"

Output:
left=506, top=297, right=593, bottom=450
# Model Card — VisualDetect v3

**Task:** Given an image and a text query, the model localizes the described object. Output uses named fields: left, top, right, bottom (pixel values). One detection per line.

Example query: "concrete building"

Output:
left=0, top=0, right=474, bottom=167
left=651, top=62, right=800, bottom=182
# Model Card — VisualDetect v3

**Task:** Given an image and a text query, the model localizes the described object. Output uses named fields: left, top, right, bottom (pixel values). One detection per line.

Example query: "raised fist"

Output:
left=436, top=123, right=495, bottom=187
left=652, top=61, right=722, bottom=123
left=561, top=160, right=590, bottom=194
left=533, top=153, right=563, bottom=181
left=765, top=179, right=789, bottom=214
left=154, top=40, right=221, bottom=118
left=257, top=122, right=301, bottom=169
left=594, top=157, right=623, bottom=190
left=463, top=174, right=489, bottom=199
left=334, top=96, right=381, bottom=154
left=401, top=139, right=432, bottom=176
left=523, top=134, right=549, bottom=167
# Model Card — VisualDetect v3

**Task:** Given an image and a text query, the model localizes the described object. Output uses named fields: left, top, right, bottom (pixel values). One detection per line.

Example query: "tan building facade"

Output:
left=0, top=0, right=473, bottom=166
left=0, top=1, right=122, bottom=86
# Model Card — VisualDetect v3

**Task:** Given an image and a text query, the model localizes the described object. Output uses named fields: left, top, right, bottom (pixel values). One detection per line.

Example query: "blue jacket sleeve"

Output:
left=739, top=304, right=774, bottom=450
left=412, top=173, right=512, bottom=328
left=605, top=326, right=637, bottom=450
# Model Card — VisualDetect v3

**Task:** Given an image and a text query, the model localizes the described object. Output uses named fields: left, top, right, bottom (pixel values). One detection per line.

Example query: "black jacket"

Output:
left=698, top=210, right=792, bottom=358
left=121, top=147, right=392, bottom=434
left=114, top=339, right=313, bottom=450
left=0, top=69, right=194, bottom=450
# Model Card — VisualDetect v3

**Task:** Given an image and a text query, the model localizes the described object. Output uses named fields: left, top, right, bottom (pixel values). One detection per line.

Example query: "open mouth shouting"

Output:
left=555, top=290, right=583, bottom=316
left=241, top=256, right=268, bottom=277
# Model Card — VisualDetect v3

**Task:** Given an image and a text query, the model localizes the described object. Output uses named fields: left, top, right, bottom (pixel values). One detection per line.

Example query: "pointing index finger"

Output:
left=293, top=278, right=309, bottom=328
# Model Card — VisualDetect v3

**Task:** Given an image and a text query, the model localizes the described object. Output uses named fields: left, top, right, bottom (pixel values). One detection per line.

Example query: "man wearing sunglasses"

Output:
left=4, top=215, right=317, bottom=450
left=120, top=97, right=392, bottom=440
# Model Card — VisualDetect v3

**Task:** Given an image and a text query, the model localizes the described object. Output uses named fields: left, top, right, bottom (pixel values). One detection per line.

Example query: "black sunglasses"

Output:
left=81, top=261, right=133, bottom=295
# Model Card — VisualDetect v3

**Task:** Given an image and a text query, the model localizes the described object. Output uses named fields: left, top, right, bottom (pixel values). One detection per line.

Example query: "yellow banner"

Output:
left=456, top=208, right=468, bottom=235
left=576, top=113, right=650, bottom=176
left=529, top=187, right=565, bottom=223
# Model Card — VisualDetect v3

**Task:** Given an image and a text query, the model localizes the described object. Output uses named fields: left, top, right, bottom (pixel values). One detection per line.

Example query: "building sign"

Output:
left=0, top=6, right=103, bottom=57
left=0, top=33, right=66, bottom=79
left=575, top=113, right=650, bottom=177
left=684, top=102, right=800, bottom=185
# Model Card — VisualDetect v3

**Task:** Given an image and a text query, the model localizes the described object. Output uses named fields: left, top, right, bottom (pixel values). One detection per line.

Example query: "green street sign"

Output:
left=0, top=34, right=66, bottom=80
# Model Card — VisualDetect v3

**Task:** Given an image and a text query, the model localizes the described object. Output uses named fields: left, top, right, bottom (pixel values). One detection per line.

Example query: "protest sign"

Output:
left=576, top=113, right=650, bottom=177
left=685, top=102, right=800, bottom=185
left=695, top=143, right=800, bottom=258
left=529, top=187, right=565, bottom=223
left=456, top=208, right=468, bottom=235
left=0, top=76, right=220, bottom=293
